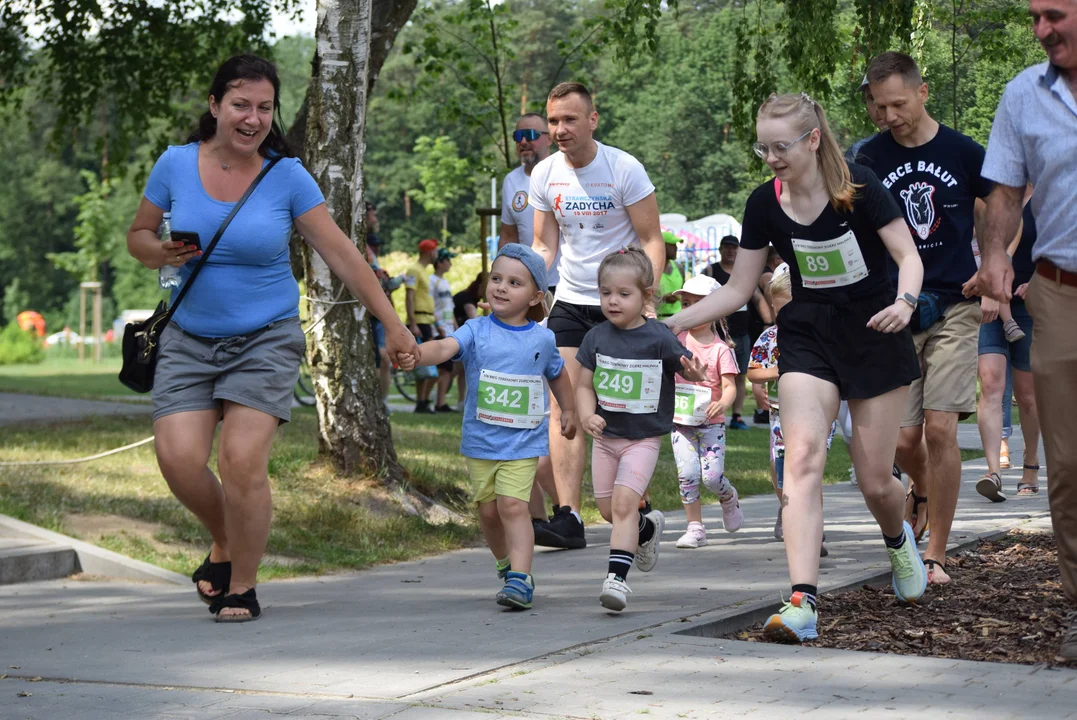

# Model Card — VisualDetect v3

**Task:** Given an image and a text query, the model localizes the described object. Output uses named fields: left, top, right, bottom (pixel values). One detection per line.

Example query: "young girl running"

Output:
left=667, top=93, right=927, bottom=642
left=576, top=247, right=707, bottom=612
left=668, top=274, right=742, bottom=548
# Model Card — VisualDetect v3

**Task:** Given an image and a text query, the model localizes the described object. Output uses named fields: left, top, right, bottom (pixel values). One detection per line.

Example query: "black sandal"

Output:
left=191, top=554, right=231, bottom=606
left=213, top=588, right=261, bottom=623
left=1017, top=465, right=1041, bottom=496
left=975, top=472, right=1006, bottom=503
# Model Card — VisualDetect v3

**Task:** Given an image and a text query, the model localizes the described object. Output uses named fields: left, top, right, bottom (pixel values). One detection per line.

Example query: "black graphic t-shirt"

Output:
left=858, top=125, right=993, bottom=302
left=739, top=164, right=902, bottom=304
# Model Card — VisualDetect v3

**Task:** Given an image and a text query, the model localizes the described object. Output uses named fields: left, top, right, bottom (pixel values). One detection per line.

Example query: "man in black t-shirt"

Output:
left=707, top=235, right=768, bottom=430
left=859, top=52, right=993, bottom=586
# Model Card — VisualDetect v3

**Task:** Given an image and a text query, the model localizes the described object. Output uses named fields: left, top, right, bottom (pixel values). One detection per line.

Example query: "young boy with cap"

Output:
left=400, top=244, right=579, bottom=610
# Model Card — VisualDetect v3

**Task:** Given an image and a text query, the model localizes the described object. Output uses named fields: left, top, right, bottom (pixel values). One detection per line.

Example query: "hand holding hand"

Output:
left=980, top=296, right=1000, bottom=324
left=583, top=414, right=606, bottom=439
left=867, top=301, right=913, bottom=334
left=1015, top=282, right=1028, bottom=299
left=560, top=409, right=579, bottom=440
left=388, top=323, right=421, bottom=367
left=980, top=251, right=1014, bottom=303
left=961, top=271, right=981, bottom=298
left=397, top=350, right=419, bottom=372
left=679, top=355, right=708, bottom=382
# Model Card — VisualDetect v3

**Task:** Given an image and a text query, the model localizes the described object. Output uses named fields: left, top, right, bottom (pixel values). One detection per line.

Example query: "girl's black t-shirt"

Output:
left=739, top=164, right=903, bottom=304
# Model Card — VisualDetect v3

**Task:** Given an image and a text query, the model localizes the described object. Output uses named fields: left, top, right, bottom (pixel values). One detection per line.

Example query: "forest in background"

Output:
left=0, top=0, right=1044, bottom=334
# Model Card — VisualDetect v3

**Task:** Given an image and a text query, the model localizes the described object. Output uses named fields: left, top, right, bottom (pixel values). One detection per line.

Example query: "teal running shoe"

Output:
left=889, top=520, right=928, bottom=605
left=763, top=592, right=819, bottom=643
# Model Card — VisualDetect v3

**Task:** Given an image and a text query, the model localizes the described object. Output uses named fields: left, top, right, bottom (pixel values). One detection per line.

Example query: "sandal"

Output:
left=975, top=472, right=1006, bottom=503
left=1017, top=464, right=1040, bottom=496
left=191, top=554, right=231, bottom=606
left=1000, top=447, right=1011, bottom=470
left=213, top=588, right=261, bottom=623
left=925, top=558, right=950, bottom=585
left=905, top=490, right=929, bottom=542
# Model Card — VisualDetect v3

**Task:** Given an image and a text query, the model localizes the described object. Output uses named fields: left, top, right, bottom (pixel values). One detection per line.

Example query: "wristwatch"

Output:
left=897, top=292, right=918, bottom=309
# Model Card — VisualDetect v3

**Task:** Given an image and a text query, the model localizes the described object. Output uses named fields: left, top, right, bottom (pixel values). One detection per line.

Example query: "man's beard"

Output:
left=521, top=153, right=540, bottom=171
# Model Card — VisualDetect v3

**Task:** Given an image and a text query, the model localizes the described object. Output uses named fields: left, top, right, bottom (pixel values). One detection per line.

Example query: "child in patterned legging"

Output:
left=668, top=274, right=742, bottom=548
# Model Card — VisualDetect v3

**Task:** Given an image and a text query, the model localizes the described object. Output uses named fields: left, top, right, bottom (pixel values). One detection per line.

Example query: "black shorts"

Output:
left=776, top=293, right=920, bottom=400
left=416, top=322, right=435, bottom=343
left=547, top=300, right=606, bottom=347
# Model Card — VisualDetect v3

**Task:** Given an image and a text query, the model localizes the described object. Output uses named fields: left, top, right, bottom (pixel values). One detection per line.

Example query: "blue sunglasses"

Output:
left=513, top=128, right=549, bottom=143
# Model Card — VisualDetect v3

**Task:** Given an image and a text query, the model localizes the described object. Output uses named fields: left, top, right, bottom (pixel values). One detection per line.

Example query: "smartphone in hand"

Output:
left=170, top=230, right=202, bottom=252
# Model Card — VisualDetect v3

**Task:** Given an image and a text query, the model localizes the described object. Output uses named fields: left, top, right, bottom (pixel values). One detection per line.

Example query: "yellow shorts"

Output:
left=902, top=300, right=980, bottom=426
left=465, top=457, right=538, bottom=505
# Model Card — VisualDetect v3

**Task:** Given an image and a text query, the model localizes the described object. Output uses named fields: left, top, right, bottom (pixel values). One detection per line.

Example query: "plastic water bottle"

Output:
left=158, top=212, right=181, bottom=289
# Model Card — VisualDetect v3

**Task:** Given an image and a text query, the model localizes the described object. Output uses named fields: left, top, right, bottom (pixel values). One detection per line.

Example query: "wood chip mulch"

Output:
left=728, top=530, right=1076, bottom=668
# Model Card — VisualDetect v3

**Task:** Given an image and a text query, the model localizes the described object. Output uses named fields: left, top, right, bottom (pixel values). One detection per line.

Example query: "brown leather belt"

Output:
left=1036, top=260, right=1077, bottom=288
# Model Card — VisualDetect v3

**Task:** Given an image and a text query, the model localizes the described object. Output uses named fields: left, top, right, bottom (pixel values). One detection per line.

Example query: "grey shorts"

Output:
left=152, top=317, right=305, bottom=423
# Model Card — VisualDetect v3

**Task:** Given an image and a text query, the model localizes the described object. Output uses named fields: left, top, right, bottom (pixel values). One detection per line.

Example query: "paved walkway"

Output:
left=1, top=444, right=1070, bottom=718
left=0, top=392, right=150, bottom=427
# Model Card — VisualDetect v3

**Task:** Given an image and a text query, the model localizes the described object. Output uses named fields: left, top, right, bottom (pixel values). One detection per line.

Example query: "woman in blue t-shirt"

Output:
left=126, top=55, right=417, bottom=623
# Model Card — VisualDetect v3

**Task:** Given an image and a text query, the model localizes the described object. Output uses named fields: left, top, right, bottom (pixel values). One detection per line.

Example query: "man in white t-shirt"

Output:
left=530, top=81, right=665, bottom=549
left=499, top=113, right=561, bottom=290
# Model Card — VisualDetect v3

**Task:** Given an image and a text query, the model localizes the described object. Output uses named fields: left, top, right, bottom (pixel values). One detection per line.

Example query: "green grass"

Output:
left=0, top=399, right=854, bottom=579
left=0, top=357, right=136, bottom=400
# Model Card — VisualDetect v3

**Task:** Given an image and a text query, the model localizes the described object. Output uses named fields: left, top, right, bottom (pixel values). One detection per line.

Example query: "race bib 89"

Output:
left=791, top=230, right=868, bottom=289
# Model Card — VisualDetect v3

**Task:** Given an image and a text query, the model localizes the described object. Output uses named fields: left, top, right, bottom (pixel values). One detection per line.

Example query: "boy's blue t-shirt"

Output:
left=143, top=143, right=325, bottom=337
left=452, top=315, right=564, bottom=461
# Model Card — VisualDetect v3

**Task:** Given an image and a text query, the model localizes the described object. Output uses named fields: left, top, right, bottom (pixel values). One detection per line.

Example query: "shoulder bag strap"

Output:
left=163, top=155, right=283, bottom=323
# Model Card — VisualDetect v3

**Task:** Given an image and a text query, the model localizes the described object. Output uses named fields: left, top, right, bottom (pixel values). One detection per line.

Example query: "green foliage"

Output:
left=48, top=171, right=117, bottom=283
left=0, top=323, right=44, bottom=365
left=408, top=135, right=473, bottom=240
left=0, top=0, right=300, bottom=166
left=2, top=279, right=30, bottom=325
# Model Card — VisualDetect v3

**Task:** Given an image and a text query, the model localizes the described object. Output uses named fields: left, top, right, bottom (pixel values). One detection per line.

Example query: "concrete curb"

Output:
left=0, top=514, right=188, bottom=586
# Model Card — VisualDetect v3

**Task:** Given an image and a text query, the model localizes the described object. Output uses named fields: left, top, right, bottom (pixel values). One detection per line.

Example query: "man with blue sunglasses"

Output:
left=500, top=114, right=561, bottom=291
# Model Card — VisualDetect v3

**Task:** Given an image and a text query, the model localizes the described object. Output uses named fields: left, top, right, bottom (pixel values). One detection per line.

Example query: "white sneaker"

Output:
left=720, top=487, right=743, bottom=533
left=599, top=573, right=632, bottom=611
left=848, top=466, right=857, bottom=486
left=634, top=509, right=665, bottom=572
left=675, top=521, right=707, bottom=548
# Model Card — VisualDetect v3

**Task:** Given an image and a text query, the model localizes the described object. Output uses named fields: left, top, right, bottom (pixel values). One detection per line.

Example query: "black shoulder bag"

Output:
left=119, top=156, right=282, bottom=393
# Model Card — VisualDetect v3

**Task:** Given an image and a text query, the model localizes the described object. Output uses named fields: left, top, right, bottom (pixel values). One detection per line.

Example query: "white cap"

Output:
left=772, top=262, right=790, bottom=281
left=674, top=274, right=722, bottom=298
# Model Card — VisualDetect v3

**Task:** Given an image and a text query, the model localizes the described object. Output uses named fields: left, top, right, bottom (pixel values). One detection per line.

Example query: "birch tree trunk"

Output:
left=301, top=0, right=402, bottom=484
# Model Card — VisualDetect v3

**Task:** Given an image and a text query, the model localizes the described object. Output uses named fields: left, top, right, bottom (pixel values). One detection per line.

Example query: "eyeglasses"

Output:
left=752, top=129, right=815, bottom=160
left=513, top=128, right=549, bottom=143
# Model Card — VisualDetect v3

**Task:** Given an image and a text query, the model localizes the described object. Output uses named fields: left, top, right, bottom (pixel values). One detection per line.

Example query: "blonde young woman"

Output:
left=667, top=93, right=927, bottom=642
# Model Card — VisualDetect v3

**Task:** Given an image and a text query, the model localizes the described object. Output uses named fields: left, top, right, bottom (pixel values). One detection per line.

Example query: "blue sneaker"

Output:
left=889, top=521, right=928, bottom=605
left=496, top=571, right=534, bottom=610
left=728, top=417, right=750, bottom=430
left=763, top=592, right=818, bottom=643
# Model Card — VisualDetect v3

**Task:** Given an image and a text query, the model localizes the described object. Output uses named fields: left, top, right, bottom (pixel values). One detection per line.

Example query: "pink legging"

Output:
left=591, top=436, right=662, bottom=499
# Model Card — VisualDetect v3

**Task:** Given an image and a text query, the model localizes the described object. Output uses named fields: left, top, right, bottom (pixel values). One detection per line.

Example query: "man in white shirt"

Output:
left=530, top=81, right=665, bottom=549
left=499, top=113, right=560, bottom=290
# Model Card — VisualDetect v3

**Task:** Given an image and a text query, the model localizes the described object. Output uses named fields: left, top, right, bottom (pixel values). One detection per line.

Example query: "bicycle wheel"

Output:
left=294, top=359, right=316, bottom=406
left=393, top=367, right=417, bottom=403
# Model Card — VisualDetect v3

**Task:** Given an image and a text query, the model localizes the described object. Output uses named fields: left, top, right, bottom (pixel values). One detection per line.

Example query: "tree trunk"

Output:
left=303, top=0, right=393, bottom=475
left=302, top=0, right=459, bottom=524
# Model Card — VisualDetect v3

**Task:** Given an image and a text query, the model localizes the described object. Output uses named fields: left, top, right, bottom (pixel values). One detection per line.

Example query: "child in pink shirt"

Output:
left=670, top=275, right=742, bottom=548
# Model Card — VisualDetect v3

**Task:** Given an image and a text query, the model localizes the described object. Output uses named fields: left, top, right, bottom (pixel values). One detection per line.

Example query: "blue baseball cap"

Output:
left=495, top=243, right=547, bottom=291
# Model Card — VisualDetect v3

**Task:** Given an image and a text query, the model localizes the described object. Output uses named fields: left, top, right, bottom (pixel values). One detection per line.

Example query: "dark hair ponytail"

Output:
left=188, top=54, right=294, bottom=158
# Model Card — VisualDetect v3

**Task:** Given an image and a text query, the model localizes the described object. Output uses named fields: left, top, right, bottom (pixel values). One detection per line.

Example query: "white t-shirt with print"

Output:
left=501, top=165, right=560, bottom=287
left=429, top=273, right=455, bottom=334
left=528, top=142, right=655, bottom=305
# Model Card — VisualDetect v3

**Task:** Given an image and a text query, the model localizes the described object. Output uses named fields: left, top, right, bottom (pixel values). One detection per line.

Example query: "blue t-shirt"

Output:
left=143, top=143, right=325, bottom=337
left=452, top=316, right=564, bottom=461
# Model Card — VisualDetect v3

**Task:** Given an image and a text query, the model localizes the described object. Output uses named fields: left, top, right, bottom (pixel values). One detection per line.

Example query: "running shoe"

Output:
left=773, top=507, right=783, bottom=540
left=720, top=487, right=743, bottom=532
left=634, top=509, right=665, bottom=572
left=495, top=571, right=534, bottom=610
left=848, top=466, right=858, bottom=486
left=763, top=592, right=818, bottom=643
left=541, top=506, right=587, bottom=549
left=675, top=521, right=707, bottom=548
left=599, top=573, right=632, bottom=612
left=889, top=521, right=928, bottom=605
left=532, top=517, right=564, bottom=548
left=728, top=416, right=750, bottom=430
